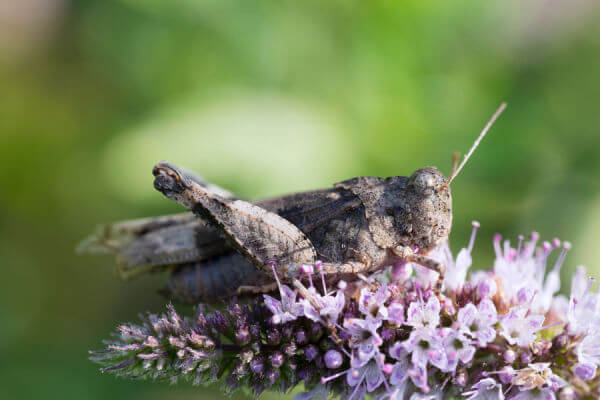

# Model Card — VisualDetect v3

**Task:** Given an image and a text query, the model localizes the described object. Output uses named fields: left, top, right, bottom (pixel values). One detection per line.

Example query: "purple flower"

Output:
left=359, top=285, right=390, bottom=321
left=346, top=358, right=387, bottom=394
left=391, top=261, right=413, bottom=284
left=441, top=221, right=480, bottom=291
left=457, top=299, right=497, bottom=346
left=574, top=332, right=600, bottom=380
left=567, top=266, right=600, bottom=336
left=462, top=378, right=504, bottom=400
left=439, top=327, right=475, bottom=372
left=387, top=342, right=410, bottom=393
left=401, top=328, right=445, bottom=370
left=387, top=302, right=405, bottom=325
left=407, top=362, right=430, bottom=393
left=406, top=295, right=441, bottom=329
left=263, top=284, right=303, bottom=324
left=474, top=275, right=498, bottom=299
left=492, top=234, right=570, bottom=313
left=344, top=317, right=383, bottom=365
left=574, top=362, right=596, bottom=381
left=302, top=287, right=346, bottom=323
left=92, top=224, right=600, bottom=400
left=413, top=264, right=440, bottom=289
left=500, top=306, right=544, bottom=347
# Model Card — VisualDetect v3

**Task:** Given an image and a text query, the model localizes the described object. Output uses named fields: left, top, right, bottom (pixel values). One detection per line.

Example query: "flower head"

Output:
left=500, top=306, right=544, bottom=347
left=92, top=223, right=600, bottom=400
left=457, top=299, right=497, bottom=346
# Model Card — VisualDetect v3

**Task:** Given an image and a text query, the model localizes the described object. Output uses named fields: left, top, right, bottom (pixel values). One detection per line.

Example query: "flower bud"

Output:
left=520, top=351, right=532, bottom=364
left=324, top=350, right=343, bottom=369
left=266, top=368, right=280, bottom=384
left=282, top=342, right=297, bottom=357
left=517, top=287, right=535, bottom=304
left=455, top=370, right=467, bottom=386
left=250, top=357, right=265, bottom=374
left=391, top=262, right=413, bottom=284
left=503, top=349, right=516, bottom=364
left=235, top=328, right=251, bottom=345
left=553, top=333, right=569, bottom=350
left=295, top=329, right=308, bottom=345
left=267, top=329, right=281, bottom=345
left=499, top=366, right=514, bottom=384
left=304, top=344, right=319, bottom=361
left=233, top=361, right=248, bottom=377
left=298, top=368, right=311, bottom=381
left=240, top=348, right=254, bottom=363
left=387, top=302, right=405, bottom=325
left=309, top=323, right=323, bottom=341
left=559, top=386, right=577, bottom=400
left=282, top=326, right=294, bottom=340
left=574, top=363, right=596, bottom=381
left=269, top=352, right=284, bottom=368
left=477, top=277, right=497, bottom=299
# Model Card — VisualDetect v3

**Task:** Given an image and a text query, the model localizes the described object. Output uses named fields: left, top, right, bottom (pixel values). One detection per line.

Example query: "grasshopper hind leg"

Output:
left=165, top=254, right=271, bottom=303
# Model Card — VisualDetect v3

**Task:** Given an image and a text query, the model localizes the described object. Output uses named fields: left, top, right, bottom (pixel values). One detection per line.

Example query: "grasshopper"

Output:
left=78, top=103, right=505, bottom=303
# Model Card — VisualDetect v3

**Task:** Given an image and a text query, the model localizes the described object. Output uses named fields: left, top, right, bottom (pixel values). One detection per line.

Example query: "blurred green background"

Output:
left=2, top=0, right=600, bottom=399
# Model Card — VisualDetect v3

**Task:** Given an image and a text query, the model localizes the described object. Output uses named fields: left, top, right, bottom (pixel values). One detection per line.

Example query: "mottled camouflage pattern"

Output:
left=80, top=163, right=452, bottom=303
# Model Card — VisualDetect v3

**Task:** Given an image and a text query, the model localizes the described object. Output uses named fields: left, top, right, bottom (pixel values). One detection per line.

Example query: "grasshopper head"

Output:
left=405, top=166, right=452, bottom=252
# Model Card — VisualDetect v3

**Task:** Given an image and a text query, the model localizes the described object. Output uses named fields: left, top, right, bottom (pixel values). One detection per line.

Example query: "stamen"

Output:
left=534, top=240, right=551, bottom=267
left=339, top=346, right=351, bottom=358
left=517, top=235, right=524, bottom=257
left=584, top=277, right=594, bottom=297
left=302, top=264, right=314, bottom=288
left=542, top=241, right=552, bottom=254
left=552, top=242, right=571, bottom=274
left=503, top=240, right=511, bottom=261
left=440, top=375, right=451, bottom=390
left=270, top=262, right=283, bottom=296
left=468, top=221, right=480, bottom=253
left=321, top=369, right=349, bottom=384
left=538, top=321, right=563, bottom=332
left=522, top=232, right=539, bottom=259
left=315, top=261, right=328, bottom=295
left=493, top=234, right=502, bottom=258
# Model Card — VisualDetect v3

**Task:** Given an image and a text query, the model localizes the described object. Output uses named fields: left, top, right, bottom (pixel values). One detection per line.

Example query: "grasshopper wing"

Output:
left=77, top=213, right=232, bottom=279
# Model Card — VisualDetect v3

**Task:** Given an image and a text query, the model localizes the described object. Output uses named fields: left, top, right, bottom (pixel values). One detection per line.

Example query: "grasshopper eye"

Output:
left=409, top=169, right=437, bottom=196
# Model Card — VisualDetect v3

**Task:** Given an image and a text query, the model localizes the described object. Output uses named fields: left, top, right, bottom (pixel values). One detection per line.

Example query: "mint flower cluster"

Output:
left=91, top=223, right=600, bottom=399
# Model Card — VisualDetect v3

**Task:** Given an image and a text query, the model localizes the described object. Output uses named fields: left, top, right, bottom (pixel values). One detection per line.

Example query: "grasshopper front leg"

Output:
left=153, top=162, right=318, bottom=276
left=393, top=245, right=446, bottom=292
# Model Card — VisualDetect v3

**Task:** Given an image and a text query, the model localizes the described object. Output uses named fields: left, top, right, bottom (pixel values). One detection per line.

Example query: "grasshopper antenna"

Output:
left=447, top=102, right=507, bottom=185
left=450, top=151, right=460, bottom=178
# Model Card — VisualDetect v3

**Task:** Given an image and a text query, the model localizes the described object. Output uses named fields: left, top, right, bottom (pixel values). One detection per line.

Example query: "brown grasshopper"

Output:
left=78, top=103, right=506, bottom=303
